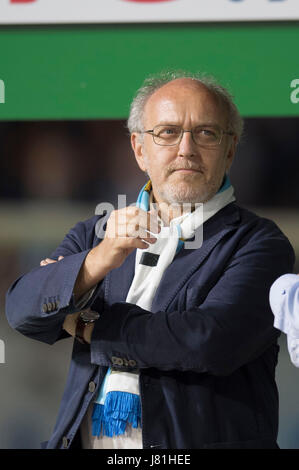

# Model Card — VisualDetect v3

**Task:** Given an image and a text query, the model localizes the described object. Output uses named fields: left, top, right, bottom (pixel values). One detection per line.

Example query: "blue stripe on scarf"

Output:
left=92, top=392, right=141, bottom=438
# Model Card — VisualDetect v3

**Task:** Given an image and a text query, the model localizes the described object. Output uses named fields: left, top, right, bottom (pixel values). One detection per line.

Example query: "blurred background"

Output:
left=0, top=117, right=299, bottom=448
left=0, top=14, right=299, bottom=449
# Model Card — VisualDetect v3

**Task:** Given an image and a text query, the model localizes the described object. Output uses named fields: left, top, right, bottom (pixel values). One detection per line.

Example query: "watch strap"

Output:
left=75, top=315, right=89, bottom=345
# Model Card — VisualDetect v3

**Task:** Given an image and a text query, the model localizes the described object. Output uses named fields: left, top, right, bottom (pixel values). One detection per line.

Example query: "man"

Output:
left=270, top=274, right=299, bottom=367
left=5, top=71, right=295, bottom=449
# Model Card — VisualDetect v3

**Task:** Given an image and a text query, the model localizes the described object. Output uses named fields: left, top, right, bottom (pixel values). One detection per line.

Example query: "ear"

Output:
left=225, top=135, right=238, bottom=172
left=131, top=132, right=147, bottom=172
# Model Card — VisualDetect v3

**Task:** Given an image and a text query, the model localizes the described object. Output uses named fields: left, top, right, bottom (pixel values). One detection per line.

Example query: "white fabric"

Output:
left=106, top=370, right=140, bottom=395
left=270, top=273, right=299, bottom=367
left=81, top=184, right=235, bottom=448
left=127, top=211, right=199, bottom=311
left=127, top=185, right=235, bottom=311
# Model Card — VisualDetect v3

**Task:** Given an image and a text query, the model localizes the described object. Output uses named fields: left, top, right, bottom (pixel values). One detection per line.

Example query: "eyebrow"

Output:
left=152, top=122, right=222, bottom=128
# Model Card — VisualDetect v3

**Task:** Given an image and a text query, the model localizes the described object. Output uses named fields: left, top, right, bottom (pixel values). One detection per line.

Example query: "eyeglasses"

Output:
left=142, top=124, right=234, bottom=148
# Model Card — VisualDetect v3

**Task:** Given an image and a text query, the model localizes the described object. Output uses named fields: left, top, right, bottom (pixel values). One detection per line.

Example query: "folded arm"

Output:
left=5, top=207, right=161, bottom=345
left=90, top=233, right=294, bottom=376
left=5, top=217, right=105, bottom=344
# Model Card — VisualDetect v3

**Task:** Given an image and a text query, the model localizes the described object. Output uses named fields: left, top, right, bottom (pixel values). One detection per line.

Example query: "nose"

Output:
left=177, top=130, right=196, bottom=158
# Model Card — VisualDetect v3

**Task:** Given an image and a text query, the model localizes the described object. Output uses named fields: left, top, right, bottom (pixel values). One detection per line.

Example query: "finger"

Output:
left=144, top=210, right=161, bottom=234
left=106, top=207, right=160, bottom=241
left=40, top=259, right=55, bottom=266
left=125, top=213, right=161, bottom=237
left=40, top=257, right=63, bottom=267
left=110, top=218, right=156, bottom=241
left=128, top=237, right=152, bottom=250
left=45, top=258, right=58, bottom=264
left=126, top=225, right=158, bottom=242
left=137, top=239, right=151, bottom=250
left=107, top=224, right=157, bottom=243
left=121, top=207, right=161, bottom=234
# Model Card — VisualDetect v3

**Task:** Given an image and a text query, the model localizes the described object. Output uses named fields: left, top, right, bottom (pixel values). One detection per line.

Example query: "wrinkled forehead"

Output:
left=143, top=79, right=229, bottom=129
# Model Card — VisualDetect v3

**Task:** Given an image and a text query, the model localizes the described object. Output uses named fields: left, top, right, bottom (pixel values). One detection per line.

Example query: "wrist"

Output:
left=74, top=247, right=108, bottom=299
left=93, top=239, right=118, bottom=271
left=83, top=322, right=95, bottom=344
left=84, top=243, right=112, bottom=281
left=63, top=311, right=80, bottom=337
left=75, top=309, right=99, bottom=345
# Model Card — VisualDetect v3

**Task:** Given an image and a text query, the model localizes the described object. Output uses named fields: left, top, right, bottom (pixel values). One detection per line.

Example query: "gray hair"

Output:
left=127, top=70, right=244, bottom=142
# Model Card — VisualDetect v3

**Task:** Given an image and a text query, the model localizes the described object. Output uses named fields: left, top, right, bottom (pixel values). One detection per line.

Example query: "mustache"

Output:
left=168, top=163, right=204, bottom=172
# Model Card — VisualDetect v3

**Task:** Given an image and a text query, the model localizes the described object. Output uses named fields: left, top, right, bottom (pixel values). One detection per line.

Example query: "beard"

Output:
left=145, top=165, right=220, bottom=204
left=157, top=177, right=207, bottom=204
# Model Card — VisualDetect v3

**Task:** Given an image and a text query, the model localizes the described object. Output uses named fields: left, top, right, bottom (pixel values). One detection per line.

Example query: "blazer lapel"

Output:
left=151, top=203, right=241, bottom=313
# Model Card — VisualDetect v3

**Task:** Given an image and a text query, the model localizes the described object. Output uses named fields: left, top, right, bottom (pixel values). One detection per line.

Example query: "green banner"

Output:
left=0, top=22, right=299, bottom=120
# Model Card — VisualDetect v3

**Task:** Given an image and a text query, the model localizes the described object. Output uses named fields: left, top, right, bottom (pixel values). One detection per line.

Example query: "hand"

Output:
left=62, top=311, right=81, bottom=338
left=40, top=256, right=64, bottom=266
left=72, top=207, right=161, bottom=300
left=98, top=206, right=161, bottom=271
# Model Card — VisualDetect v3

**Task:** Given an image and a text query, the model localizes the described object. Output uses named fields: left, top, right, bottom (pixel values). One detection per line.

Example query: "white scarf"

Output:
left=101, top=180, right=235, bottom=398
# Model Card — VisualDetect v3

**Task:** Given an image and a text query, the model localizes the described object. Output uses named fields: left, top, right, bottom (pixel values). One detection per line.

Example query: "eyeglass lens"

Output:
left=152, top=125, right=222, bottom=146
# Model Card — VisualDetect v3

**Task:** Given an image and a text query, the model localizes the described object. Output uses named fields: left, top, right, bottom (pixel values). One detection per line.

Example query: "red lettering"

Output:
left=10, top=0, right=37, bottom=3
left=123, top=0, right=174, bottom=3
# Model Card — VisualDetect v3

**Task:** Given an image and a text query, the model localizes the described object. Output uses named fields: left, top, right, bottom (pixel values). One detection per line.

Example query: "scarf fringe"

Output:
left=92, top=391, right=141, bottom=438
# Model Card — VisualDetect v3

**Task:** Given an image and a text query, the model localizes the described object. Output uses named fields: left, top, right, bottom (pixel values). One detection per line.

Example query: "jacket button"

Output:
left=128, top=360, right=137, bottom=367
left=62, top=436, right=69, bottom=448
left=88, top=381, right=96, bottom=393
left=42, top=303, right=48, bottom=313
left=112, top=356, right=123, bottom=366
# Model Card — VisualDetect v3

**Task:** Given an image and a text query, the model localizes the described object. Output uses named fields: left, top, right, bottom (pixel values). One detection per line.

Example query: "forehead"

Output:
left=143, top=78, right=228, bottom=128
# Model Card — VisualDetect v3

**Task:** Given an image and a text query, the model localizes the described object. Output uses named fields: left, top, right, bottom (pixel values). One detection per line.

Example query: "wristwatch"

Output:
left=75, top=308, right=100, bottom=345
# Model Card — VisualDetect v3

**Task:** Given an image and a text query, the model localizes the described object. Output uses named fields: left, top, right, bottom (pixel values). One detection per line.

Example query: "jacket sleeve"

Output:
left=5, top=215, right=102, bottom=345
left=90, top=222, right=295, bottom=376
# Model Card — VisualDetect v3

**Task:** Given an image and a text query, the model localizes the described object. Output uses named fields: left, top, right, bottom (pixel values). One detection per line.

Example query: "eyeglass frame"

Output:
left=141, top=124, right=235, bottom=147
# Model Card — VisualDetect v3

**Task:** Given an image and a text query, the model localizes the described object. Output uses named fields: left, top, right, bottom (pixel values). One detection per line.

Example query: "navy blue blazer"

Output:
left=5, top=203, right=295, bottom=449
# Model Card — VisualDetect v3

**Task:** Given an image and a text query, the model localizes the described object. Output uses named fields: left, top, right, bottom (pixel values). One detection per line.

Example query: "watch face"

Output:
left=80, top=309, right=100, bottom=322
